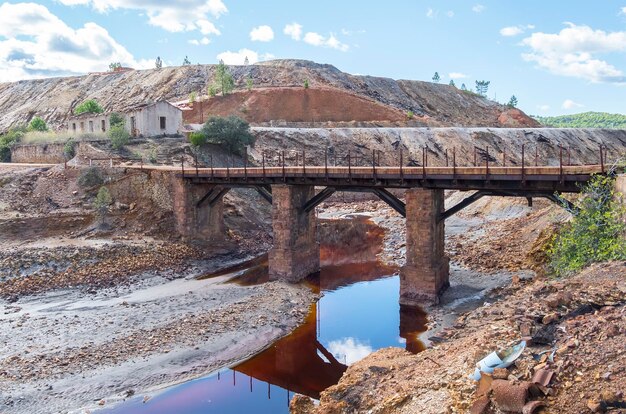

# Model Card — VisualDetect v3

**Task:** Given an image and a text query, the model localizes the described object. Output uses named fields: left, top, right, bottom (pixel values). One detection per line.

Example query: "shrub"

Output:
left=148, top=146, right=158, bottom=164
left=201, top=115, right=254, bottom=155
left=109, top=125, right=130, bottom=149
left=546, top=173, right=626, bottom=276
left=78, top=167, right=104, bottom=188
left=28, top=117, right=48, bottom=132
left=0, top=126, right=27, bottom=162
left=246, top=77, right=253, bottom=91
left=109, top=112, right=124, bottom=128
left=189, top=91, right=197, bottom=104
left=63, top=138, right=76, bottom=159
left=208, top=84, right=217, bottom=97
left=304, top=79, right=309, bottom=89
left=189, top=131, right=207, bottom=147
left=93, top=186, right=112, bottom=221
left=75, top=99, right=104, bottom=115
left=406, top=111, right=414, bottom=119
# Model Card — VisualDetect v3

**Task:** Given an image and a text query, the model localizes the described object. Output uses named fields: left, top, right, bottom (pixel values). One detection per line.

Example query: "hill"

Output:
left=534, top=112, right=626, bottom=129
left=0, top=60, right=538, bottom=131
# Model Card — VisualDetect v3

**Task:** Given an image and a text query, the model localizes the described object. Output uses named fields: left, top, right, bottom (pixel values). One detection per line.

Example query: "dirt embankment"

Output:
left=0, top=59, right=538, bottom=132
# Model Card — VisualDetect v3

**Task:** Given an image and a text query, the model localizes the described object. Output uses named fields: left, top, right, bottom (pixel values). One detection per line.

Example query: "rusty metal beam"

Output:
left=303, top=187, right=336, bottom=213
left=254, top=186, right=273, bottom=204
left=197, top=186, right=230, bottom=208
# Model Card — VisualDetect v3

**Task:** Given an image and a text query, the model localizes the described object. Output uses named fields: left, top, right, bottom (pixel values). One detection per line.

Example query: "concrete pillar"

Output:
left=269, top=185, right=319, bottom=282
left=401, top=188, right=450, bottom=305
left=171, top=177, right=224, bottom=240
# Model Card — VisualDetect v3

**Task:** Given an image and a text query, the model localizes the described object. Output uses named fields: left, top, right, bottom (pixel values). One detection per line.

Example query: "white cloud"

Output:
left=57, top=0, right=227, bottom=35
left=562, top=99, right=584, bottom=109
left=446, top=10, right=454, bottom=18
left=250, top=25, right=274, bottom=42
left=621, top=7, right=626, bottom=15
left=500, top=26, right=524, bottom=37
left=303, top=32, right=349, bottom=51
left=196, top=20, right=220, bottom=36
left=537, top=104, right=551, bottom=112
left=521, top=23, right=626, bottom=83
left=472, top=4, right=485, bottom=13
left=0, top=2, right=150, bottom=82
left=216, top=48, right=262, bottom=65
left=189, top=37, right=210, bottom=46
left=284, top=22, right=303, bottom=40
left=449, top=72, right=468, bottom=79
left=328, top=337, right=373, bottom=365
left=426, top=8, right=436, bottom=19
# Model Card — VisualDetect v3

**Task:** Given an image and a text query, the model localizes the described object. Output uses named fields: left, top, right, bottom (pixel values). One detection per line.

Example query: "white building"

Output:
left=67, top=101, right=183, bottom=137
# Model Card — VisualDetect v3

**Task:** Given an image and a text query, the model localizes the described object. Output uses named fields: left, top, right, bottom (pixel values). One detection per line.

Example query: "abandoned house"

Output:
left=66, top=101, right=183, bottom=137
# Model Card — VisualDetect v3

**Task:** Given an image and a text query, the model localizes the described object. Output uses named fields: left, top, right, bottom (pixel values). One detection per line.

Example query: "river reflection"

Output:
left=104, top=218, right=429, bottom=413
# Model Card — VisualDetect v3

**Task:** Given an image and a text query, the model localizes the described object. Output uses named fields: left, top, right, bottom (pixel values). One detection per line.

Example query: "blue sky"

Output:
left=1, top=1, right=625, bottom=116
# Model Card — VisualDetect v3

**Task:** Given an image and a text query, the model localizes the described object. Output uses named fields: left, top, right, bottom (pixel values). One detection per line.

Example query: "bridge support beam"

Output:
left=401, top=188, right=450, bottom=305
left=172, top=178, right=224, bottom=240
left=269, top=185, right=320, bottom=282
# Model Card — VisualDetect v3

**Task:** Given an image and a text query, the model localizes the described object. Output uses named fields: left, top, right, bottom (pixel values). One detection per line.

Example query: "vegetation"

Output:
left=475, top=80, right=490, bottom=97
left=182, top=56, right=191, bottom=66
left=155, top=56, right=163, bottom=69
left=215, top=60, right=234, bottom=96
left=0, top=126, right=27, bottom=162
left=189, top=91, right=197, bottom=104
left=449, top=79, right=456, bottom=88
left=109, top=112, right=124, bottom=128
left=533, top=112, right=626, bottom=129
left=148, top=146, right=158, bottom=164
left=93, top=186, right=112, bottom=222
left=208, top=84, right=217, bottom=97
left=28, top=116, right=48, bottom=132
left=109, top=62, right=121, bottom=71
left=547, top=173, right=626, bottom=276
left=192, top=115, right=255, bottom=155
left=78, top=167, right=104, bottom=188
left=507, top=95, right=518, bottom=108
left=406, top=111, right=414, bottom=119
left=461, top=83, right=467, bottom=91
left=74, top=99, right=104, bottom=115
left=432, top=72, right=440, bottom=83
left=63, top=138, right=76, bottom=159
left=246, top=77, right=253, bottom=91
left=304, top=79, right=309, bottom=89
left=109, top=125, right=130, bottom=149
left=244, top=56, right=249, bottom=65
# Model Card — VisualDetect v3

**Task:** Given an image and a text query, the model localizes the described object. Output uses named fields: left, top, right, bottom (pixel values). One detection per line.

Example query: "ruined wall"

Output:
left=10, top=143, right=66, bottom=164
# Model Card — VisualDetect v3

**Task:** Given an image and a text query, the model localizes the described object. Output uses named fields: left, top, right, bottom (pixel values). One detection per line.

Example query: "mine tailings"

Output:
left=103, top=216, right=428, bottom=413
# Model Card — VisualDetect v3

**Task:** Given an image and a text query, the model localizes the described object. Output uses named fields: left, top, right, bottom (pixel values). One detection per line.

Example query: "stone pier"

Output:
left=401, top=188, right=450, bottom=305
left=269, top=185, right=320, bottom=282
left=172, top=177, right=224, bottom=240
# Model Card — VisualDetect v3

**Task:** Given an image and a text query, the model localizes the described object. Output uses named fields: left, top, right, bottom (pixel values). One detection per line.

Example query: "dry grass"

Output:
left=21, top=131, right=107, bottom=144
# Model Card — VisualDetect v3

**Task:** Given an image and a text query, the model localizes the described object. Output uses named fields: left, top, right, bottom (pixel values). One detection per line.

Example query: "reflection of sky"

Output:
left=328, top=337, right=373, bottom=365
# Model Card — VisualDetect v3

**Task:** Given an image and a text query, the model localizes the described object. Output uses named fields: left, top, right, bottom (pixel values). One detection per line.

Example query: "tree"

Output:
left=304, top=79, right=309, bottom=89
left=74, top=99, right=104, bottom=115
left=201, top=115, right=255, bottom=155
left=449, top=79, right=456, bottom=88
left=109, top=62, right=121, bottom=72
left=189, top=131, right=207, bottom=147
left=155, top=56, right=163, bottom=69
left=182, top=56, right=191, bottom=66
left=108, top=125, right=130, bottom=149
left=475, top=80, right=490, bottom=97
left=461, top=83, right=467, bottom=91
left=507, top=95, right=518, bottom=108
left=215, top=60, right=234, bottom=96
left=109, top=112, right=124, bottom=128
left=93, top=186, right=112, bottom=223
left=28, top=116, right=48, bottom=132
left=208, top=84, right=217, bottom=97
left=63, top=138, right=76, bottom=159
left=244, top=56, right=249, bottom=65
left=432, top=72, right=440, bottom=83
left=246, top=77, right=253, bottom=91
left=189, top=91, right=197, bottom=104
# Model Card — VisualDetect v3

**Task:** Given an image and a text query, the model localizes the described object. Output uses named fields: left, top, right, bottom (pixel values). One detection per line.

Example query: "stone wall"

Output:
left=10, top=143, right=66, bottom=164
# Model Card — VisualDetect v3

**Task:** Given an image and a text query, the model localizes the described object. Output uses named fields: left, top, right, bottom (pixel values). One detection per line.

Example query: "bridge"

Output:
left=127, top=154, right=612, bottom=304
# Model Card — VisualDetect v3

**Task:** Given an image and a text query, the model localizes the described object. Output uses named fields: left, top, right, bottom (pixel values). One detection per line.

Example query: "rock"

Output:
left=541, top=313, right=559, bottom=325
left=587, top=399, right=604, bottom=413
left=491, top=380, right=531, bottom=413
left=493, top=368, right=509, bottom=379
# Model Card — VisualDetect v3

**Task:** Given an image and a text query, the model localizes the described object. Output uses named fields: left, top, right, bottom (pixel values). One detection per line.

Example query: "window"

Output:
left=72, top=123, right=76, bottom=132
left=89, top=120, right=94, bottom=132
left=159, top=116, right=166, bottom=130
left=101, top=119, right=106, bottom=132
left=130, top=116, right=136, bottom=131
left=80, top=121, right=84, bottom=131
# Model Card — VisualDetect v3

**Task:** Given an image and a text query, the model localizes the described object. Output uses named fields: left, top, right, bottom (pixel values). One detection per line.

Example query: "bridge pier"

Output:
left=269, top=185, right=320, bottom=282
left=172, top=178, right=224, bottom=240
left=401, top=188, right=450, bottom=305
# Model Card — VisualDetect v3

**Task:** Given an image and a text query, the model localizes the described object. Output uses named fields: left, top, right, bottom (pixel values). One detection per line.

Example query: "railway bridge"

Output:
left=131, top=155, right=617, bottom=304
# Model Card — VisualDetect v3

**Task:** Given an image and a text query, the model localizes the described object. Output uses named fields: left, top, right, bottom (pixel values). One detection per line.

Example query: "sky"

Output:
left=0, top=0, right=626, bottom=116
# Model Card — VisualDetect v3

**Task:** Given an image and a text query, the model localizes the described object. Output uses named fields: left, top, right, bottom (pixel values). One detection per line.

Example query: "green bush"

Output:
left=93, top=186, right=112, bottom=221
left=304, top=79, right=309, bottom=89
left=406, top=111, right=414, bottom=119
left=201, top=115, right=254, bottom=155
left=547, top=174, right=626, bottom=276
left=28, top=116, right=48, bottom=132
left=0, top=126, right=27, bottom=162
left=109, top=112, right=124, bottom=128
left=63, top=138, right=76, bottom=159
left=74, top=99, right=104, bottom=115
left=109, top=125, right=130, bottom=149
left=189, top=131, right=207, bottom=147
left=78, top=167, right=104, bottom=188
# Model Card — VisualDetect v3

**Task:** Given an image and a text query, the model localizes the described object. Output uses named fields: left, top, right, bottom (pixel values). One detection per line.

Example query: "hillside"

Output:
left=534, top=111, right=626, bottom=129
left=0, top=60, right=538, bottom=132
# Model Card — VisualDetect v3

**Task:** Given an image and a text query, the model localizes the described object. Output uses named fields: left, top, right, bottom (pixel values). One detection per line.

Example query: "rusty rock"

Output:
left=541, top=313, right=559, bottom=325
left=470, top=395, right=491, bottom=414
left=522, top=400, right=546, bottom=414
left=491, top=380, right=531, bottom=413
left=532, top=368, right=555, bottom=387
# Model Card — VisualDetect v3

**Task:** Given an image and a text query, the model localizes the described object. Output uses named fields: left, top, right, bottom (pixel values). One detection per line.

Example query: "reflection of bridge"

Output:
left=129, top=160, right=615, bottom=303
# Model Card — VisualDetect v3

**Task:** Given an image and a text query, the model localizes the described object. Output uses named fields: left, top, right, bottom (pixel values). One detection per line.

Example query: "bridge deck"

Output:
left=128, top=164, right=604, bottom=193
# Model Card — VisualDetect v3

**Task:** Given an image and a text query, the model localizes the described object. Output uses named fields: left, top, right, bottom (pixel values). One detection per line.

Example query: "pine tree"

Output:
left=244, top=56, right=249, bottom=65
left=449, top=79, right=456, bottom=88
left=432, top=72, right=440, bottom=83
left=182, top=56, right=191, bottom=66
left=215, top=60, right=234, bottom=96
left=475, top=80, right=490, bottom=97
left=507, top=95, right=518, bottom=108
left=461, top=83, right=467, bottom=91
left=155, top=56, right=163, bottom=69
